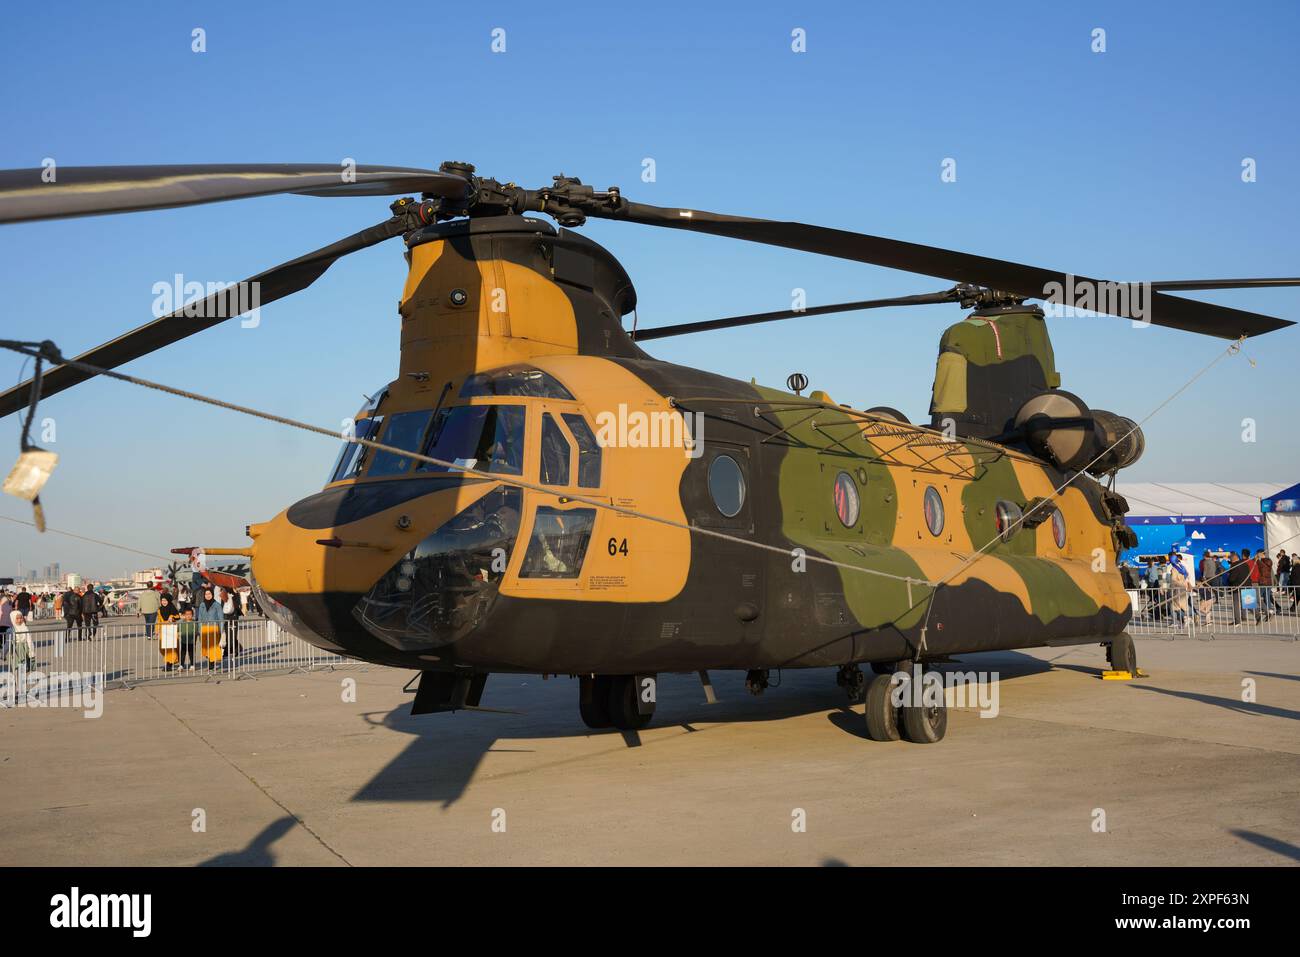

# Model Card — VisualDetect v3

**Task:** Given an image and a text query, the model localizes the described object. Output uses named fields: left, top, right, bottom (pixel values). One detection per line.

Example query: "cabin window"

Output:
left=459, top=365, right=574, bottom=400
left=519, top=507, right=596, bottom=579
left=368, top=410, right=435, bottom=478
left=1051, top=507, right=1067, bottom=548
left=563, top=413, right=603, bottom=488
left=834, top=472, right=860, bottom=528
left=994, top=500, right=1022, bottom=542
left=417, top=405, right=525, bottom=476
left=923, top=486, right=945, bottom=537
left=331, top=415, right=383, bottom=482
left=540, top=413, right=572, bottom=486
left=709, top=454, right=746, bottom=518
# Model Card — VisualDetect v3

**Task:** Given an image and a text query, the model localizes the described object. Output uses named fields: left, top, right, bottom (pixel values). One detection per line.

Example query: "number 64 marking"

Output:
left=607, top=537, right=629, bottom=557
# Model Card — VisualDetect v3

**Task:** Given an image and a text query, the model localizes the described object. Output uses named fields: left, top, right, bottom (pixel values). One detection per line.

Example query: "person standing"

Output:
left=1169, top=551, right=1192, bottom=632
left=195, top=587, right=224, bottom=670
left=8, top=610, right=35, bottom=672
left=1227, top=551, right=1250, bottom=625
left=79, top=585, right=102, bottom=640
left=1278, top=550, right=1292, bottom=613
left=138, top=585, right=161, bottom=639
left=218, top=586, right=243, bottom=663
left=15, top=588, right=32, bottom=618
left=0, top=593, right=13, bottom=663
left=61, top=584, right=82, bottom=639
left=1258, top=552, right=1276, bottom=619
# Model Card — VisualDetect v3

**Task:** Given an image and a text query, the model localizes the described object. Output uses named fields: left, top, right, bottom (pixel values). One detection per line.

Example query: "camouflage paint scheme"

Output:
left=246, top=216, right=1132, bottom=676
left=930, top=309, right=1061, bottom=439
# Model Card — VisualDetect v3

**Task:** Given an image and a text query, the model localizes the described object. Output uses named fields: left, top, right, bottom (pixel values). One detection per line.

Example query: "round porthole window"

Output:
left=994, top=500, right=1022, bottom=543
left=708, top=454, right=746, bottom=518
left=1051, top=507, right=1067, bottom=548
left=834, top=472, right=860, bottom=527
left=923, top=486, right=945, bottom=537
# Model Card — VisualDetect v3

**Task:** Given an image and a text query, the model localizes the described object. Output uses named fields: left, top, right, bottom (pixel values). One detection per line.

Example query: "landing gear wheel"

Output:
left=1108, top=633, right=1137, bottom=676
left=606, top=675, right=652, bottom=731
left=863, top=674, right=901, bottom=742
left=579, top=675, right=613, bottom=729
left=900, top=698, right=948, bottom=744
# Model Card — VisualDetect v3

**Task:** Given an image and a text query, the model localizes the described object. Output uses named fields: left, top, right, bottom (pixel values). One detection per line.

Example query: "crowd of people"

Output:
left=0, top=580, right=264, bottom=673
left=1121, top=547, right=1299, bottom=631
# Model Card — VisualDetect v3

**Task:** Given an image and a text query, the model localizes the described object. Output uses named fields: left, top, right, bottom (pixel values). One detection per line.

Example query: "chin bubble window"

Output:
left=708, top=454, right=746, bottom=518
left=923, top=486, right=945, bottom=537
left=1051, top=507, right=1067, bottom=548
left=520, top=507, right=596, bottom=579
left=834, top=472, right=860, bottom=527
left=994, top=500, right=1022, bottom=543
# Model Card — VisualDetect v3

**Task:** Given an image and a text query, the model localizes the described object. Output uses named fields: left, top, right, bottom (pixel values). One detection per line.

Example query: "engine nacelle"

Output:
left=1013, top=390, right=1144, bottom=476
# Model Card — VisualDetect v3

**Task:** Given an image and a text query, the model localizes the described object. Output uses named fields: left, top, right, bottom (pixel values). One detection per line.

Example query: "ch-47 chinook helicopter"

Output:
left=2, top=162, right=1296, bottom=743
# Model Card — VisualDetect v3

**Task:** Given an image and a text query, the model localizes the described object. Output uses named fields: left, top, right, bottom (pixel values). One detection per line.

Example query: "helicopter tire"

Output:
left=607, top=675, right=652, bottom=731
left=900, top=697, right=948, bottom=744
left=1109, top=633, right=1137, bottom=676
left=863, top=674, right=901, bottom=742
left=579, top=675, right=613, bottom=729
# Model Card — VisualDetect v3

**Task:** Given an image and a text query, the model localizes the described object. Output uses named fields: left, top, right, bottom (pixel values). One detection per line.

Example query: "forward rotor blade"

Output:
left=632, top=289, right=958, bottom=341
left=0, top=164, right=468, bottom=224
left=1150, top=278, right=1300, bottom=291
left=0, top=216, right=407, bottom=417
left=601, top=202, right=1293, bottom=339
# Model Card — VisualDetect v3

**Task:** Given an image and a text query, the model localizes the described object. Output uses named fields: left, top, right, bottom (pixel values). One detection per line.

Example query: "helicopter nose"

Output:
left=247, top=476, right=499, bottom=661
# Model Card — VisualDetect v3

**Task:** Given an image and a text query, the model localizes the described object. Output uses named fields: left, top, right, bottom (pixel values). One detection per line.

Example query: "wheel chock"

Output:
left=1100, top=668, right=1148, bottom=680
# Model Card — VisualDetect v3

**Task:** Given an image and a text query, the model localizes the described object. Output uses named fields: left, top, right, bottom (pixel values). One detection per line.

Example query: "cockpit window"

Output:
left=330, top=415, right=383, bottom=483
left=562, top=413, right=602, bottom=488
left=368, top=410, right=434, bottom=478
left=459, top=365, right=574, bottom=400
left=417, top=405, right=525, bottom=476
left=519, top=507, right=596, bottom=579
left=540, top=413, right=571, bottom=486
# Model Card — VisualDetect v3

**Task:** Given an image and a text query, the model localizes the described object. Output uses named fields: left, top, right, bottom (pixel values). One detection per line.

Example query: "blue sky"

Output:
left=2, top=0, right=1297, bottom=578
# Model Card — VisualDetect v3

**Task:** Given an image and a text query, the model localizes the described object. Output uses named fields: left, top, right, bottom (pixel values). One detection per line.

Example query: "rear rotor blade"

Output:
left=633, top=289, right=959, bottom=341
left=0, top=216, right=407, bottom=417
left=600, top=201, right=1293, bottom=339
left=0, top=164, right=469, bottom=224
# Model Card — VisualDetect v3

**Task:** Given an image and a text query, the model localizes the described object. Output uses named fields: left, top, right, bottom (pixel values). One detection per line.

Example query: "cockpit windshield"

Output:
left=329, top=415, right=383, bottom=483
left=418, top=405, right=525, bottom=476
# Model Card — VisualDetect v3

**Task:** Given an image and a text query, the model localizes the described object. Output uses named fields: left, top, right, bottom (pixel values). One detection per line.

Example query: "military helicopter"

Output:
left=1, top=162, right=1295, bottom=743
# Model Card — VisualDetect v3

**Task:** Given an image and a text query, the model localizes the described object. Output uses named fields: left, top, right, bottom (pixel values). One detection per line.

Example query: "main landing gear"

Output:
left=579, top=674, right=655, bottom=731
left=861, top=663, right=948, bottom=744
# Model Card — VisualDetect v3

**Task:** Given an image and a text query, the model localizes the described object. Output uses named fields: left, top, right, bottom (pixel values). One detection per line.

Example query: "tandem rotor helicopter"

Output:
left=1, top=162, right=1296, bottom=743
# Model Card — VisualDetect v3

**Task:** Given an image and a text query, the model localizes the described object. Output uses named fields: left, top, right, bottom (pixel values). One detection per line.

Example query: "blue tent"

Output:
left=1262, top=482, right=1300, bottom=513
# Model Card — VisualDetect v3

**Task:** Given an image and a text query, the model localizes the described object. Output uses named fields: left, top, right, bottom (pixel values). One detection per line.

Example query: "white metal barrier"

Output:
left=0, top=617, right=361, bottom=691
left=1126, top=584, right=1300, bottom=639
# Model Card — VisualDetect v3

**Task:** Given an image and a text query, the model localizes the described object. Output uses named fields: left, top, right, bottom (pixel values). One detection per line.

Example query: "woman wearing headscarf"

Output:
left=195, top=586, right=225, bottom=670
left=156, top=593, right=182, bottom=671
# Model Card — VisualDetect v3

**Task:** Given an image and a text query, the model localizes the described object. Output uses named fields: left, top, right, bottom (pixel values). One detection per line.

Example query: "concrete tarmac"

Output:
left=2, top=638, right=1298, bottom=866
